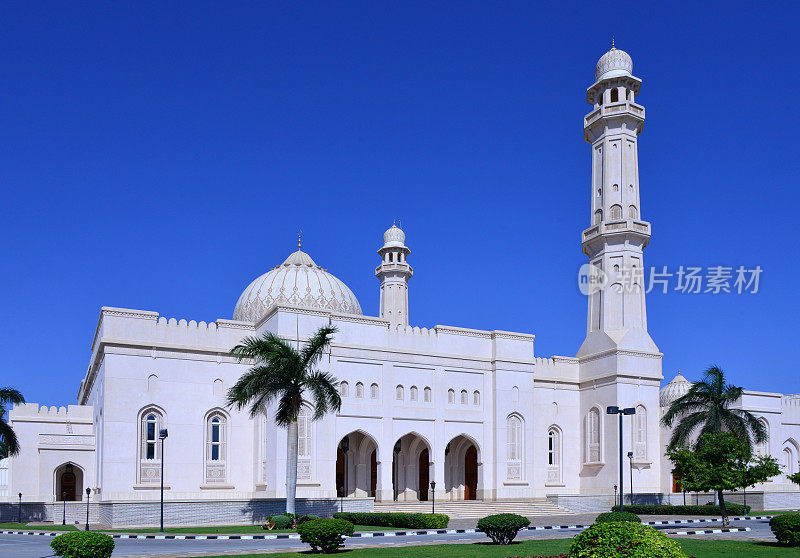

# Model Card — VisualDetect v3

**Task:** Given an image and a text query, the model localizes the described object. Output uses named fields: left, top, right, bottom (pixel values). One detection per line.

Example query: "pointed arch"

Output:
left=756, top=417, right=770, bottom=456
left=547, top=425, right=562, bottom=484
left=506, top=413, right=524, bottom=480
left=633, top=404, right=647, bottom=460
left=54, top=462, right=85, bottom=501
left=444, top=434, right=481, bottom=500
left=585, top=406, right=602, bottom=464
left=392, top=431, right=432, bottom=501
left=204, top=408, right=229, bottom=484
left=336, top=430, right=379, bottom=498
left=137, top=405, right=166, bottom=484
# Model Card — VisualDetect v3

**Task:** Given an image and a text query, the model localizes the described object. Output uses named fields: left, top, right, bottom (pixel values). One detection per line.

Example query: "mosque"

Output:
left=2, top=45, right=799, bottom=526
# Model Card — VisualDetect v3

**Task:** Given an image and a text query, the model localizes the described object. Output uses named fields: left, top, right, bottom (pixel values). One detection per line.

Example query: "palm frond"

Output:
left=304, top=370, right=342, bottom=421
left=300, top=326, right=336, bottom=370
left=0, top=420, right=20, bottom=456
left=0, top=388, right=24, bottom=406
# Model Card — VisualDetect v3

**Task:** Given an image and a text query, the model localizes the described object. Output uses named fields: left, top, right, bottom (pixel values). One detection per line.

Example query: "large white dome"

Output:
left=595, top=45, right=633, bottom=81
left=233, top=249, right=362, bottom=323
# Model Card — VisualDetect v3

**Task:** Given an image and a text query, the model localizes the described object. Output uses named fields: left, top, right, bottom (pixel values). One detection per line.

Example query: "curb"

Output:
left=0, top=516, right=773, bottom=540
left=670, top=527, right=751, bottom=535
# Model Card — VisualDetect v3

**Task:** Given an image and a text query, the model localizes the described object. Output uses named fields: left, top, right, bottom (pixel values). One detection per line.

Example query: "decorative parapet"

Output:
left=10, top=403, right=93, bottom=423
left=38, top=433, right=95, bottom=448
left=782, top=394, right=800, bottom=425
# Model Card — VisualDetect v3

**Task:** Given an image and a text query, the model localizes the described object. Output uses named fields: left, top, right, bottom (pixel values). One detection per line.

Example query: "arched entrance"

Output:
left=444, top=435, right=481, bottom=500
left=55, top=463, right=83, bottom=502
left=336, top=431, right=379, bottom=498
left=392, top=432, right=431, bottom=501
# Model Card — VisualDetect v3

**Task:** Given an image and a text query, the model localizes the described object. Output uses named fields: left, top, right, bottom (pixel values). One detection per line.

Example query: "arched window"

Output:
left=610, top=204, right=622, bottom=220
left=370, top=383, right=379, bottom=399
left=205, top=412, right=227, bottom=483
left=297, top=407, right=312, bottom=480
left=506, top=414, right=523, bottom=480
left=784, top=445, right=798, bottom=478
left=424, top=387, right=431, bottom=402
left=340, top=381, right=349, bottom=398
left=355, top=382, right=364, bottom=398
left=460, top=390, right=468, bottom=405
left=628, top=204, right=638, bottom=219
left=594, top=209, right=603, bottom=225
left=756, top=419, right=769, bottom=456
left=448, top=389, right=455, bottom=404
left=410, top=386, right=418, bottom=401
left=138, top=408, right=164, bottom=483
left=512, top=386, right=519, bottom=403
left=473, top=390, right=480, bottom=405
left=586, top=407, right=601, bottom=463
left=547, top=427, right=562, bottom=484
left=396, top=385, right=404, bottom=401
left=610, top=88, right=619, bottom=103
left=634, top=405, right=647, bottom=460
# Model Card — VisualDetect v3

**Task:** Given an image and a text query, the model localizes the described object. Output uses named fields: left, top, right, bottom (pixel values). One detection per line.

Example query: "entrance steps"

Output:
left=374, top=498, right=573, bottom=519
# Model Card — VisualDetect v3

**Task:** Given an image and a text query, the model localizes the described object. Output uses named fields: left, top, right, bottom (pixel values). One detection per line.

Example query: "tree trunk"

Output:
left=717, top=489, right=729, bottom=526
left=286, top=419, right=298, bottom=515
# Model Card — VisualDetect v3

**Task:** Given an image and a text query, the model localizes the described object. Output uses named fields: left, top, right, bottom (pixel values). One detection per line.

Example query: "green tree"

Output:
left=668, top=432, right=779, bottom=525
left=227, top=326, right=341, bottom=515
left=661, top=365, right=766, bottom=451
left=0, top=388, right=25, bottom=457
left=789, top=471, right=800, bottom=487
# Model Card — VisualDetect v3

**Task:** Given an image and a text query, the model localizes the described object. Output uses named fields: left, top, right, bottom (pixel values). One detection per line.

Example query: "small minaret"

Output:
left=578, top=43, right=658, bottom=356
left=376, top=224, right=413, bottom=328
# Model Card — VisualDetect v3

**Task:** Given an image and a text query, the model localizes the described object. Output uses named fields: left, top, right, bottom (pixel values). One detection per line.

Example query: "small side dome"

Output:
left=595, top=45, right=633, bottom=81
left=659, top=373, right=692, bottom=407
left=383, top=224, right=406, bottom=248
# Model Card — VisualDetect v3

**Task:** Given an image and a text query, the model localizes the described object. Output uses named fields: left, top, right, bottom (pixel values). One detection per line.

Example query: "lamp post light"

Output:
left=613, top=485, right=618, bottom=508
left=159, top=428, right=168, bottom=533
left=430, top=481, right=436, bottom=515
left=627, top=451, right=634, bottom=506
left=85, top=488, right=91, bottom=531
left=62, top=491, right=67, bottom=525
left=607, top=406, right=636, bottom=512
left=339, top=486, right=345, bottom=513
left=18, top=493, right=22, bottom=524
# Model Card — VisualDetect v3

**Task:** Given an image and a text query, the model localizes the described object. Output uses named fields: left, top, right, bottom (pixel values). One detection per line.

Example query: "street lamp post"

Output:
left=607, top=406, right=636, bottom=512
left=62, top=491, right=67, bottom=525
left=627, top=451, right=634, bottom=506
left=339, top=486, right=345, bottom=513
left=430, top=481, right=436, bottom=515
left=85, top=488, right=91, bottom=531
left=18, top=493, right=22, bottom=524
left=613, top=485, right=618, bottom=508
left=159, top=428, right=168, bottom=533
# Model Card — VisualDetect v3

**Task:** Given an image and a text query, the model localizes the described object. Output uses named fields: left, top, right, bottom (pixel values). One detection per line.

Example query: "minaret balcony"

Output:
left=584, top=101, right=645, bottom=128
left=582, top=218, right=651, bottom=246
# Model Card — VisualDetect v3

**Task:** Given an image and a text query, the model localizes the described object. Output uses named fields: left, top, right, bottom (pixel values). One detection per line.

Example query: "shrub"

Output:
left=770, top=514, right=800, bottom=546
left=332, top=512, right=449, bottom=529
left=50, top=532, right=115, bottom=558
left=569, top=522, right=687, bottom=558
left=595, top=511, right=641, bottom=524
left=297, top=518, right=355, bottom=554
left=269, top=514, right=293, bottom=529
left=476, top=513, right=531, bottom=544
left=610, top=503, right=750, bottom=516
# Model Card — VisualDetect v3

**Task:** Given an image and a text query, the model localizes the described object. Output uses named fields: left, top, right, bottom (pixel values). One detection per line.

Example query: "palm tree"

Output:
left=227, top=325, right=341, bottom=515
left=0, top=388, right=25, bottom=457
left=661, top=365, right=766, bottom=451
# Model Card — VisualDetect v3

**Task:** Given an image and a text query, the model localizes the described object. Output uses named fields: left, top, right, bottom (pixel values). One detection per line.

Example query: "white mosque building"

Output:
left=2, top=46, right=799, bottom=526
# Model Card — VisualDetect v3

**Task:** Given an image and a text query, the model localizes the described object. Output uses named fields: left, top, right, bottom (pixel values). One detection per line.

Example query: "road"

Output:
left=0, top=517, right=774, bottom=558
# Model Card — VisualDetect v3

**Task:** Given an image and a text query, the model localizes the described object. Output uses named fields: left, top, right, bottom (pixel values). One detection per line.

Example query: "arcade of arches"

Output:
left=335, top=431, right=480, bottom=501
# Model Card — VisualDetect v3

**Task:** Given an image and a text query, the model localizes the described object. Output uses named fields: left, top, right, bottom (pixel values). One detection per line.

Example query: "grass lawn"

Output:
left=0, top=523, right=78, bottom=531
left=198, top=539, right=800, bottom=557
left=104, top=524, right=402, bottom=534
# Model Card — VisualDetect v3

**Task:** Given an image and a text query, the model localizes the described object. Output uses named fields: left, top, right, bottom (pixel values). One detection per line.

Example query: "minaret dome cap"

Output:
left=383, top=224, right=406, bottom=248
left=595, top=45, right=634, bottom=81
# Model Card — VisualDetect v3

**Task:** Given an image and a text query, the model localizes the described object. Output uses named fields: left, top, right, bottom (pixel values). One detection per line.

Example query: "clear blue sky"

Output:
left=2, top=2, right=799, bottom=407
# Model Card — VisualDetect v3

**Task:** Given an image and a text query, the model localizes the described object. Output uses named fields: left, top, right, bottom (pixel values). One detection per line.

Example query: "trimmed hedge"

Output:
left=297, top=518, right=355, bottom=553
left=770, top=514, right=800, bottom=546
left=332, top=512, right=449, bottom=529
left=595, top=511, right=641, bottom=523
left=569, top=522, right=687, bottom=558
left=610, top=503, right=750, bottom=515
left=50, top=532, right=115, bottom=558
left=476, top=513, right=531, bottom=544
left=269, top=515, right=293, bottom=529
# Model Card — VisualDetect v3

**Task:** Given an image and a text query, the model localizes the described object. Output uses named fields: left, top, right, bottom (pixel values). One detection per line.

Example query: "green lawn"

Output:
left=0, top=523, right=78, bottom=531
left=199, top=539, right=800, bottom=558
left=104, top=524, right=401, bottom=534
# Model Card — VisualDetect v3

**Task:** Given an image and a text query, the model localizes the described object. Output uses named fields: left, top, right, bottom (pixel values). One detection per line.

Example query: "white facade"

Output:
left=4, top=46, right=799, bottom=513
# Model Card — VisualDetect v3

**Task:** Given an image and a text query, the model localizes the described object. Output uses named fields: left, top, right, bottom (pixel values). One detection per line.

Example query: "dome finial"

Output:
left=611, top=35, right=615, bottom=49
left=298, top=230, right=302, bottom=250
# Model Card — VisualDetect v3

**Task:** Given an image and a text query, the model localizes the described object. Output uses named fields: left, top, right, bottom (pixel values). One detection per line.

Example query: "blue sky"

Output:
left=2, top=2, right=799, bottom=407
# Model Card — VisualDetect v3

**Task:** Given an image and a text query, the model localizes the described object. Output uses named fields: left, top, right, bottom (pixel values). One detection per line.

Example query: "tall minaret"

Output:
left=578, top=43, right=658, bottom=357
left=376, top=224, right=413, bottom=329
